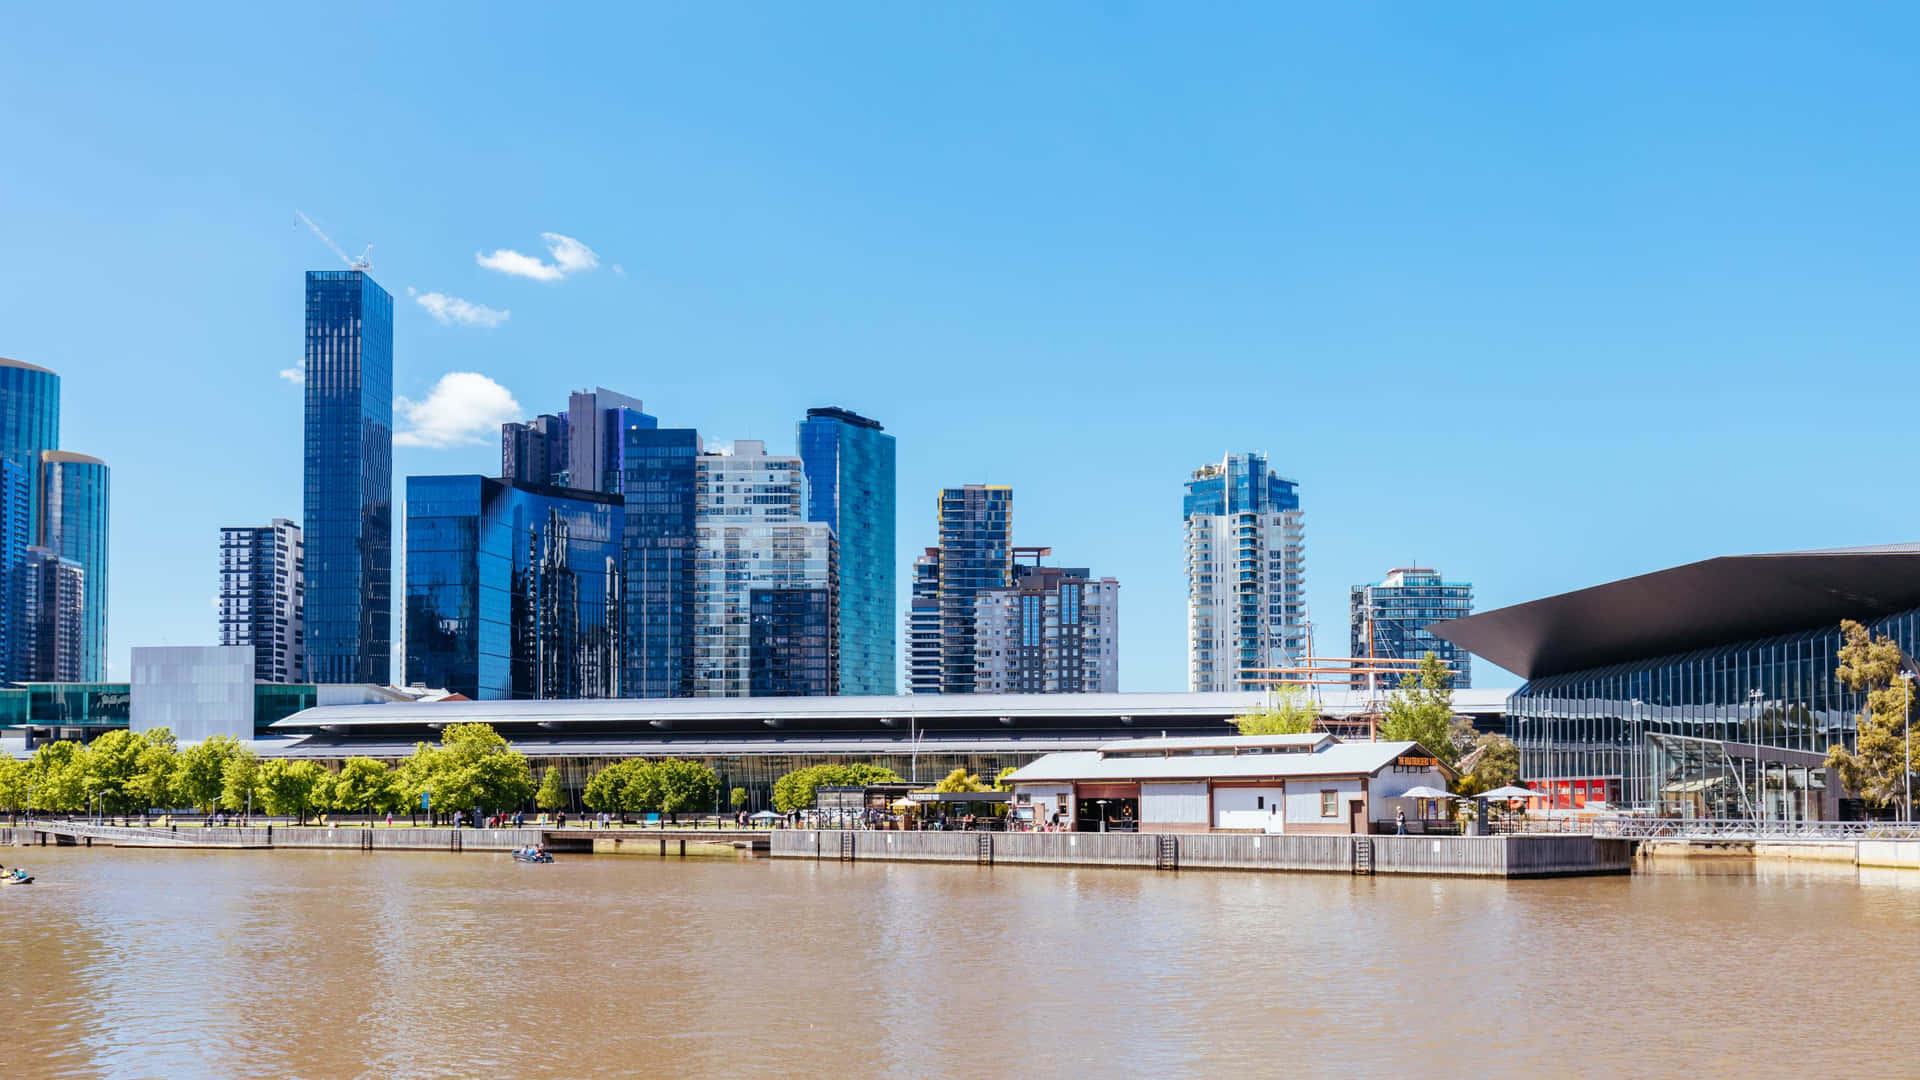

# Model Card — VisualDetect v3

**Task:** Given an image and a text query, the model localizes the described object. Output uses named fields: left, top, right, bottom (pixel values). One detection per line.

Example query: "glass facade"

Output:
left=43, top=452, right=109, bottom=680
left=1349, top=567, right=1474, bottom=689
left=501, top=413, right=570, bottom=487
left=1506, top=612, right=1920, bottom=819
left=974, top=564, right=1121, bottom=694
left=20, top=547, right=85, bottom=682
left=218, top=520, right=305, bottom=683
left=749, top=587, right=834, bottom=696
left=568, top=388, right=655, bottom=496
left=0, top=459, right=28, bottom=682
left=906, top=547, right=942, bottom=694
left=1184, top=453, right=1307, bottom=691
left=798, top=407, right=896, bottom=695
left=405, top=476, right=624, bottom=700
left=936, top=486, right=1013, bottom=694
left=0, top=358, right=60, bottom=546
left=620, top=426, right=701, bottom=697
left=303, top=269, right=393, bottom=685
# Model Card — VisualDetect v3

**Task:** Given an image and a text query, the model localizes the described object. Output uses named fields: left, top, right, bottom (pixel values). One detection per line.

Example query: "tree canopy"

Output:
left=1234, top=686, right=1318, bottom=736
left=771, top=763, right=900, bottom=813
left=930, top=767, right=988, bottom=794
left=580, top=759, right=719, bottom=817
left=1826, top=620, right=1916, bottom=812
left=536, top=766, right=568, bottom=812
left=397, top=723, right=535, bottom=817
left=1380, top=652, right=1466, bottom=766
left=332, top=757, right=400, bottom=822
left=1453, top=734, right=1520, bottom=797
left=174, top=735, right=244, bottom=813
left=257, top=759, right=329, bottom=823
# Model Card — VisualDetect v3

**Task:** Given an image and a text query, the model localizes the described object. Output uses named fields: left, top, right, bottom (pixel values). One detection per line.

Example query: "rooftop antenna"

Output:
left=295, top=210, right=372, bottom=270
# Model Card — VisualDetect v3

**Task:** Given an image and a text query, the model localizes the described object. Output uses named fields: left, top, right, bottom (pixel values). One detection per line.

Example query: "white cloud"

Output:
left=278, top=367, right=304, bottom=385
left=415, top=291, right=509, bottom=328
left=395, top=372, right=522, bottom=449
left=475, top=232, right=601, bottom=281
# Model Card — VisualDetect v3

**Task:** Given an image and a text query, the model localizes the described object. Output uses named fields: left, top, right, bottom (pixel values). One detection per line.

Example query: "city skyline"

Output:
left=12, top=6, right=1920, bottom=689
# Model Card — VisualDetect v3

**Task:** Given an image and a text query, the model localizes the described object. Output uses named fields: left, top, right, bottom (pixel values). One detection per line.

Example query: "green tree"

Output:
left=771, top=763, right=901, bottom=813
left=174, top=735, right=243, bottom=813
left=28, top=740, right=87, bottom=812
left=219, top=748, right=261, bottom=815
left=257, top=759, right=328, bottom=824
left=730, top=786, right=749, bottom=812
left=332, top=757, right=397, bottom=825
left=127, top=728, right=180, bottom=812
left=79, top=729, right=148, bottom=816
left=931, top=767, right=987, bottom=794
left=536, top=766, right=568, bottom=812
left=651, top=759, right=719, bottom=819
left=1234, top=685, right=1319, bottom=736
left=621, top=761, right=665, bottom=817
left=1380, top=652, right=1462, bottom=766
left=582, top=760, right=635, bottom=816
left=993, top=766, right=1019, bottom=791
left=1453, top=734, right=1520, bottom=797
left=439, top=723, right=535, bottom=817
left=1826, top=619, right=1915, bottom=812
left=0, top=755, right=28, bottom=822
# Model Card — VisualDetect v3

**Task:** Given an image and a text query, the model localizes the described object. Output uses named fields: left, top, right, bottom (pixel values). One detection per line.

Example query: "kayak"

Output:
left=511, top=851, right=552, bottom=864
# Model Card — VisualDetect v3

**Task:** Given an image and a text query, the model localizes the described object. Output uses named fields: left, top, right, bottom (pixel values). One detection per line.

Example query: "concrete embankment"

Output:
left=1635, top=838, right=1920, bottom=868
left=771, top=830, right=1631, bottom=878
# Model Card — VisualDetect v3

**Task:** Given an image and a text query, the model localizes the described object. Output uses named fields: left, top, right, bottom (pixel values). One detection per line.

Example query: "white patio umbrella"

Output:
left=1475, top=785, right=1540, bottom=801
left=1400, top=785, right=1458, bottom=800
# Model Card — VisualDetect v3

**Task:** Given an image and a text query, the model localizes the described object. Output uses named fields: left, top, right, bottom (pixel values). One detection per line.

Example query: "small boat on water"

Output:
left=511, top=849, right=553, bottom=864
left=1, top=872, right=32, bottom=886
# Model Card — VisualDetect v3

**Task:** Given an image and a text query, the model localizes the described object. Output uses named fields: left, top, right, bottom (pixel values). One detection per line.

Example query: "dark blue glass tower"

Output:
left=797, top=407, right=896, bottom=695
left=405, top=475, right=624, bottom=700
left=749, top=586, right=834, bottom=696
left=620, top=426, right=700, bottom=697
left=0, top=358, right=60, bottom=547
left=0, top=459, right=28, bottom=681
left=303, top=270, right=393, bottom=685
left=42, top=452, right=109, bottom=680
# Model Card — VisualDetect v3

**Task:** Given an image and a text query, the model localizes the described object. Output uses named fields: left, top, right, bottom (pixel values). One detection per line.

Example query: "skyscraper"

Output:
left=219, top=520, right=305, bottom=683
left=905, top=547, right=942, bottom=694
left=936, top=485, right=1012, bottom=694
left=973, top=559, right=1120, bottom=694
left=621, top=425, right=701, bottom=697
left=690, top=442, right=836, bottom=696
left=405, top=475, right=624, bottom=700
left=797, top=407, right=896, bottom=695
left=20, top=545, right=84, bottom=683
left=1184, top=452, right=1306, bottom=692
left=568, top=387, right=655, bottom=495
left=749, top=587, right=835, bottom=697
left=303, top=269, right=393, bottom=685
left=0, top=358, right=59, bottom=546
left=42, top=451, right=109, bottom=681
left=501, top=412, right=570, bottom=487
left=0, top=459, right=29, bottom=681
left=1350, top=567, right=1474, bottom=689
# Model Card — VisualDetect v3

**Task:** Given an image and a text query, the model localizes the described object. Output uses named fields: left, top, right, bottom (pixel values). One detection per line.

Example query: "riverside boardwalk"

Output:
left=3, top=820, right=771, bottom=856
left=771, top=829, right=1632, bottom=878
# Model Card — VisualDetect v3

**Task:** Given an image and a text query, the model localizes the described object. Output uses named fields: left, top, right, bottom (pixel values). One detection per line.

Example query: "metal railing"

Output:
left=1590, top=817, right=1920, bottom=841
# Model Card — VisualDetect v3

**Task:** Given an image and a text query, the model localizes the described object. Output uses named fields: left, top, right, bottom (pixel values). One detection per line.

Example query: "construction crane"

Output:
left=295, top=210, right=372, bottom=271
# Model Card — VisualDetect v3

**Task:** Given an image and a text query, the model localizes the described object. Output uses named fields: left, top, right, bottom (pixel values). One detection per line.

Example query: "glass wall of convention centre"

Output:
left=1507, top=609, right=1920, bottom=820
left=303, top=269, right=394, bottom=685
left=406, top=476, right=625, bottom=701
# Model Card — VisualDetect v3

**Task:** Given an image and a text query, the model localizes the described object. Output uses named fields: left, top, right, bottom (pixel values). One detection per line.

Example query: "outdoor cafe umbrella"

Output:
left=748, top=810, right=781, bottom=821
left=1400, top=785, right=1457, bottom=800
left=1475, top=785, right=1540, bottom=801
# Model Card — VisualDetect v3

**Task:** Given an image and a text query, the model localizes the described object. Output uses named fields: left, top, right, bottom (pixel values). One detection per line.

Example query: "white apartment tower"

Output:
left=1183, top=452, right=1306, bottom=692
left=218, top=519, right=305, bottom=683
left=973, top=561, right=1120, bottom=694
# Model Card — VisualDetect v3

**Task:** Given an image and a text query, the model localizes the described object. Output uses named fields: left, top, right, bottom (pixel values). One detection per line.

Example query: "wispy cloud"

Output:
left=395, top=372, right=522, bottom=449
left=476, top=232, right=601, bottom=281
left=278, top=367, right=304, bottom=385
left=413, top=290, right=509, bottom=328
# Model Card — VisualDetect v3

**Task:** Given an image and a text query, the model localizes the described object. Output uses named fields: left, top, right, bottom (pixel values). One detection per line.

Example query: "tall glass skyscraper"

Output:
left=405, top=475, right=624, bottom=700
left=42, top=451, right=109, bottom=681
left=303, top=269, right=393, bottom=685
left=621, top=426, right=701, bottom=697
left=936, top=485, right=1012, bottom=694
left=1183, top=452, right=1306, bottom=692
left=797, top=406, right=895, bottom=695
left=0, top=358, right=59, bottom=546
left=1349, top=567, right=1474, bottom=690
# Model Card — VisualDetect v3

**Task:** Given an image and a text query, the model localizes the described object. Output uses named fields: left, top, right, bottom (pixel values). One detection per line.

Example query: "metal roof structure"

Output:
left=1432, top=543, right=1920, bottom=680
left=1005, top=739, right=1444, bottom=784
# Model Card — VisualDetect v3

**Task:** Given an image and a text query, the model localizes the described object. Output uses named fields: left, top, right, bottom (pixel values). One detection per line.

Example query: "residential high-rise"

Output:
left=974, top=558, right=1120, bottom=694
left=302, top=269, right=393, bottom=684
left=405, top=475, right=624, bottom=700
left=1183, top=452, right=1306, bottom=692
left=219, top=520, right=305, bottom=683
left=0, top=358, right=59, bottom=546
left=502, top=412, right=570, bottom=487
left=0, top=460, right=28, bottom=681
left=1350, top=567, right=1474, bottom=689
left=797, top=406, right=896, bottom=695
left=690, top=442, right=836, bottom=696
left=749, top=587, right=835, bottom=697
left=569, top=387, right=655, bottom=495
left=935, top=485, right=1012, bottom=694
left=20, top=545, right=84, bottom=683
left=42, top=451, right=109, bottom=680
left=621, top=425, right=701, bottom=697
left=905, top=547, right=942, bottom=694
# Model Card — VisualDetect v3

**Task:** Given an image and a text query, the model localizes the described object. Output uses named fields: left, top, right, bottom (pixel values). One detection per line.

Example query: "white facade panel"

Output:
left=1140, top=782, right=1209, bottom=825
left=1371, top=766, right=1449, bottom=800
left=131, top=645, right=255, bottom=743
left=1284, top=777, right=1363, bottom=825
left=1213, top=784, right=1286, bottom=830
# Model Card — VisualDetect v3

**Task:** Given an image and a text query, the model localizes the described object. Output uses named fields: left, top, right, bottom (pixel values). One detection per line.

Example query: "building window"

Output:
left=1320, top=790, right=1338, bottom=818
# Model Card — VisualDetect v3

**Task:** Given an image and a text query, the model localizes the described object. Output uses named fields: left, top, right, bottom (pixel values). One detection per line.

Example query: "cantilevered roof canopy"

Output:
left=1431, top=543, right=1920, bottom=680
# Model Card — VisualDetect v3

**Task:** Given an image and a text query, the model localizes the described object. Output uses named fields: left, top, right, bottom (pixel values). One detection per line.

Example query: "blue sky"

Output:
left=4, top=4, right=1918, bottom=687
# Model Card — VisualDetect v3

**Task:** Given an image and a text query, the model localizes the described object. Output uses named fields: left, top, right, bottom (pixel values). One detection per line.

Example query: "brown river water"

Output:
left=4, top=848, right=1919, bottom=1079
